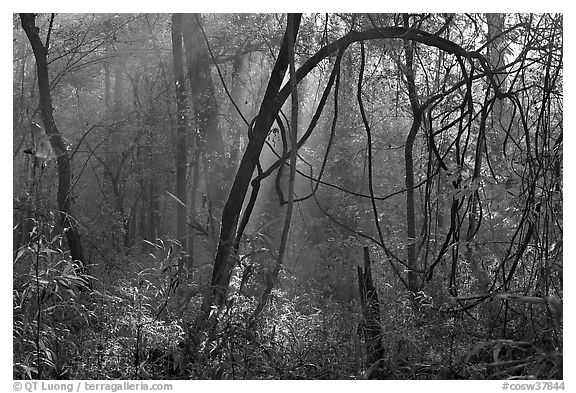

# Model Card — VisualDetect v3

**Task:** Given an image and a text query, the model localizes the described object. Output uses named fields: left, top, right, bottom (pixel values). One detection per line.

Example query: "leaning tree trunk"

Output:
left=249, top=13, right=300, bottom=325
left=20, top=13, right=85, bottom=265
left=207, top=14, right=302, bottom=311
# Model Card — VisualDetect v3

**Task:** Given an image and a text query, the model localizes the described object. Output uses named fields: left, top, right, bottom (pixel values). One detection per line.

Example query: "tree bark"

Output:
left=20, top=13, right=85, bottom=265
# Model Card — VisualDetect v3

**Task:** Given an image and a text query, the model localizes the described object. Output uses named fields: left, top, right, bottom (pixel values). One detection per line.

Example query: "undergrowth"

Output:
left=13, top=229, right=562, bottom=380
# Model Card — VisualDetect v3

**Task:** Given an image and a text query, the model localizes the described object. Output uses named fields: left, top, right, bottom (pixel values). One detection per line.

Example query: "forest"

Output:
left=12, top=13, right=563, bottom=380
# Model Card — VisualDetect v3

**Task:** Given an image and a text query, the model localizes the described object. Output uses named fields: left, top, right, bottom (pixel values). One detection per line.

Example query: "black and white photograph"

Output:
left=11, top=12, right=563, bottom=384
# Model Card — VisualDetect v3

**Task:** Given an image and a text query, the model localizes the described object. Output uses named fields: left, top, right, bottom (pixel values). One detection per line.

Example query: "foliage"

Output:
left=14, top=220, right=93, bottom=379
left=189, top=275, right=361, bottom=379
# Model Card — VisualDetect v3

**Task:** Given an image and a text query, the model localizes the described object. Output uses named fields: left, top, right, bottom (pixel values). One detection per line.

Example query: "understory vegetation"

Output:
left=13, top=13, right=562, bottom=380
left=13, top=221, right=562, bottom=379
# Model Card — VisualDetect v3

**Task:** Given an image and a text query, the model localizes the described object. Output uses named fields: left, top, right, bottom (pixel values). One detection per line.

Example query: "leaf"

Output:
left=165, top=191, right=186, bottom=208
left=209, top=340, right=218, bottom=354
left=142, top=239, right=162, bottom=251
left=209, top=305, right=218, bottom=319
left=14, top=247, right=29, bottom=264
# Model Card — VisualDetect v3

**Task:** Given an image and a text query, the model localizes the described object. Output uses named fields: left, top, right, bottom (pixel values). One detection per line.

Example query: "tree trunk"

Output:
left=171, top=13, right=190, bottom=279
left=108, top=65, right=125, bottom=190
left=188, top=148, right=201, bottom=275
left=402, top=15, right=422, bottom=295
left=181, top=13, right=230, bottom=212
left=103, top=59, right=111, bottom=112
left=20, top=13, right=85, bottom=265
left=208, top=14, right=302, bottom=310
left=139, top=178, right=150, bottom=248
left=228, top=53, right=247, bottom=170
left=249, top=13, right=300, bottom=324
left=466, top=14, right=506, bottom=292
left=148, top=181, right=156, bottom=241
left=357, top=247, right=385, bottom=379
left=124, top=193, right=141, bottom=249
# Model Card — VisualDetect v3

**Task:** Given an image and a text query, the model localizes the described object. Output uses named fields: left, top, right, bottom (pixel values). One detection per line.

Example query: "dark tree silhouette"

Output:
left=20, top=13, right=85, bottom=266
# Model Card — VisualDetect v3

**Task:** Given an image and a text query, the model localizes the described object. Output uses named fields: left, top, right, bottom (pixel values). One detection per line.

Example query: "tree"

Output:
left=249, top=13, right=301, bottom=324
left=401, top=14, right=423, bottom=296
left=208, top=14, right=302, bottom=311
left=171, top=13, right=190, bottom=278
left=20, top=13, right=85, bottom=265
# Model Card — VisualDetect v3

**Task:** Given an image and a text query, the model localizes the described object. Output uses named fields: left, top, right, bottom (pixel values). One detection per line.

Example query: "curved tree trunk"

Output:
left=402, top=14, right=422, bottom=295
left=20, top=13, right=85, bottom=265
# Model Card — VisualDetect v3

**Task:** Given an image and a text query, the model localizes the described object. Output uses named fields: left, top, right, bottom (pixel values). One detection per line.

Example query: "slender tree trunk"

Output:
left=466, top=13, right=507, bottom=292
left=229, top=53, right=247, bottom=170
left=20, top=13, right=85, bottom=265
left=124, top=193, right=141, bottom=249
left=188, top=148, right=201, bottom=271
left=171, top=13, right=190, bottom=279
left=402, top=15, right=422, bottom=295
left=103, top=60, right=111, bottom=112
left=139, top=178, right=149, bottom=246
left=332, top=50, right=358, bottom=194
left=109, top=65, right=124, bottom=177
left=148, top=182, right=155, bottom=241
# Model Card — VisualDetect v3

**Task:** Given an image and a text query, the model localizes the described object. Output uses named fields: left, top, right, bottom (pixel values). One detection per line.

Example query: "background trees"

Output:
left=13, top=13, right=562, bottom=380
